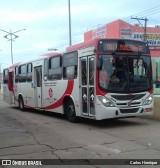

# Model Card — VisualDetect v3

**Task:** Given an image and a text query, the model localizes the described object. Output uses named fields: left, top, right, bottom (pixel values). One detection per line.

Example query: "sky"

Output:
left=0, top=0, right=160, bottom=70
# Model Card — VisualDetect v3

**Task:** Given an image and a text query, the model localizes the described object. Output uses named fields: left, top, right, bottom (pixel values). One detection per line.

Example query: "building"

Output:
left=84, top=19, right=160, bottom=94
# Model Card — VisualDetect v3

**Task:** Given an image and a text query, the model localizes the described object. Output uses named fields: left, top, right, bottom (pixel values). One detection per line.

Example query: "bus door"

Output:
left=9, top=72, right=14, bottom=104
left=4, top=71, right=14, bottom=104
left=34, top=66, right=42, bottom=108
left=80, top=56, right=95, bottom=116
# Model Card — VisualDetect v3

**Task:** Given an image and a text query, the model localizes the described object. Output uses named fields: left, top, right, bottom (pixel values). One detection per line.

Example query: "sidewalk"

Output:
left=0, top=91, right=3, bottom=101
left=153, top=96, right=160, bottom=119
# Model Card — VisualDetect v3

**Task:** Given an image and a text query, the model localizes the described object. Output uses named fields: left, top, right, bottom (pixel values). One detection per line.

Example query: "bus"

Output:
left=3, top=38, right=153, bottom=122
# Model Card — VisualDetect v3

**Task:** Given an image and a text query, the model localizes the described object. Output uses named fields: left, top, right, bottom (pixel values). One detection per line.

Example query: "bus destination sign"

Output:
left=106, top=44, right=142, bottom=52
left=99, top=40, right=149, bottom=54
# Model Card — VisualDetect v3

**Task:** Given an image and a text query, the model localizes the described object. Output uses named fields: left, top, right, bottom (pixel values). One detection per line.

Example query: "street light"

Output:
left=0, top=29, right=26, bottom=64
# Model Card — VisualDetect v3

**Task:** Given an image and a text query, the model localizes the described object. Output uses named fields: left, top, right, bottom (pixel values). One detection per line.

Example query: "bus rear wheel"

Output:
left=65, top=100, right=77, bottom=123
left=19, top=96, right=24, bottom=111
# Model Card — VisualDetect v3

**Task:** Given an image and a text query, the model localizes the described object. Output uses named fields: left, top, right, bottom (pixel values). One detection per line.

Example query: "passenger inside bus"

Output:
left=110, top=58, right=126, bottom=84
left=99, top=57, right=113, bottom=88
left=99, top=56, right=127, bottom=89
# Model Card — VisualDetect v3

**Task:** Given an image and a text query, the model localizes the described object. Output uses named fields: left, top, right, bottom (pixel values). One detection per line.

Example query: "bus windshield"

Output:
left=98, top=54, right=152, bottom=93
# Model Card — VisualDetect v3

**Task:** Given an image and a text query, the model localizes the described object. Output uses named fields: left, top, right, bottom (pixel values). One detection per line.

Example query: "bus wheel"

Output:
left=19, top=96, right=24, bottom=111
left=66, top=100, right=77, bottom=123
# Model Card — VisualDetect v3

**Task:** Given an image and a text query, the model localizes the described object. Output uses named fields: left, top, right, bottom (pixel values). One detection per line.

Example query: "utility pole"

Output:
left=131, top=17, right=148, bottom=41
left=68, top=0, right=72, bottom=46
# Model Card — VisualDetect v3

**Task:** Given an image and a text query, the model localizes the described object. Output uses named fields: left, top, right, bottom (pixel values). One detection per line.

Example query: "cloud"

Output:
left=0, top=6, right=68, bottom=24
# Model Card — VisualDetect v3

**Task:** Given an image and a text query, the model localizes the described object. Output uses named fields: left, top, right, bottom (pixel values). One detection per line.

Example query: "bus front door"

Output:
left=34, top=66, right=42, bottom=108
left=80, top=56, right=95, bottom=116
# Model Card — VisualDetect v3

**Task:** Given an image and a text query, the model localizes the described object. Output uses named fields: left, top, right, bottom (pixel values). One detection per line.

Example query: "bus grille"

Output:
left=111, top=94, right=145, bottom=101
left=120, top=108, right=139, bottom=114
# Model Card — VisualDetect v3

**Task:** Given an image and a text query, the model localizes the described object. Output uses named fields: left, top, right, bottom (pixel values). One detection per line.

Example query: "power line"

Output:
left=123, top=4, right=160, bottom=21
left=133, top=5, right=160, bottom=17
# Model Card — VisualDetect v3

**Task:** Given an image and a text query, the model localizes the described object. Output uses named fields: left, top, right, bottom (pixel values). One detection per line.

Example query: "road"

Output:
left=0, top=94, right=160, bottom=168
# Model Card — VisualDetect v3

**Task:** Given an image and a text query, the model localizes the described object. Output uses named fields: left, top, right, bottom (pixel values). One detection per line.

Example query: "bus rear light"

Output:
left=144, top=108, right=152, bottom=112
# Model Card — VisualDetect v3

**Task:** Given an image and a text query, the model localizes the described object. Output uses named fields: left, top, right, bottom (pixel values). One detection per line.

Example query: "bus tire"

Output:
left=19, top=96, right=24, bottom=111
left=65, top=99, right=77, bottom=123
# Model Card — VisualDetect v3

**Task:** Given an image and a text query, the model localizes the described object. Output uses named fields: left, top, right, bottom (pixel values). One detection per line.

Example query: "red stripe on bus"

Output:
left=44, top=80, right=74, bottom=110
left=96, top=70, right=106, bottom=96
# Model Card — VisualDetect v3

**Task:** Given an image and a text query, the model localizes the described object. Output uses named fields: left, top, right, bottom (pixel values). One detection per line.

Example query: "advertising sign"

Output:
left=120, top=28, right=160, bottom=47
left=120, top=28, right=132, bottom=39
left=92, top=26, right=106, bottom=39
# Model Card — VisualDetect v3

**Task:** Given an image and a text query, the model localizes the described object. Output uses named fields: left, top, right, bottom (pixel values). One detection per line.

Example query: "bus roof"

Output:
left=66, top=38, right=100, bottom=52
left=66, top=38, right=147, bottom=52
left=41, top=52, right=61, bottom=57
left=6, top=52, right=61, bottom=70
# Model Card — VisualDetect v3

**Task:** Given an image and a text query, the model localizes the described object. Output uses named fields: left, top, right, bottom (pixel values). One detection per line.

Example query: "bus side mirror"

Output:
left=96, top=58, right=102, bottom=70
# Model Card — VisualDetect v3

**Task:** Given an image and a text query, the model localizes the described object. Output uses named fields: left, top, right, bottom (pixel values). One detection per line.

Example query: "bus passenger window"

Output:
left=44, top=59, right=48, bottom=81
left=63, top=51, right=78, bottom=79
left=27, top=63, right=32, bottom=82
left=15, top=66, right=19, bottom=83
left=19, top=64, right=27, bottom=83
left=48, top=56, right=62, bottom=80
left=65, top=66, right=76, bottom=79
left=3, top=69, right=9, bottom=84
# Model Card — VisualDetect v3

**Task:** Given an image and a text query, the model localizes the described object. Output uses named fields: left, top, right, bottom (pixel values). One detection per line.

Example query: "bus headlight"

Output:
left=143, top=94, right=153, bottom=105
left=98, top=96, right=115, bottom=107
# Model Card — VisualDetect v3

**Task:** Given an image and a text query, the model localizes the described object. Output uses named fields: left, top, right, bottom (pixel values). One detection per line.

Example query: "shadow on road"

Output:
left=10, top=106, right=150, bottom=129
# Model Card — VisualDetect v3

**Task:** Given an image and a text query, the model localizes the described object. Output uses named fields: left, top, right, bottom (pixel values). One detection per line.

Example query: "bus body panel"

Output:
left=3, top=84, right=13, bottom=104
left=95, top=92, right=153, bottom=120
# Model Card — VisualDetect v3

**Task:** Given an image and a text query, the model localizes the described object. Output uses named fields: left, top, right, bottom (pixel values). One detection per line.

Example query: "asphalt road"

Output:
left=0, top=94, right=160, bottom=168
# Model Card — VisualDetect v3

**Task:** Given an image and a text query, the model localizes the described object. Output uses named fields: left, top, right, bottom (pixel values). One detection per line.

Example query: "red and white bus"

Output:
left=3, top=38, right=153, bottom=122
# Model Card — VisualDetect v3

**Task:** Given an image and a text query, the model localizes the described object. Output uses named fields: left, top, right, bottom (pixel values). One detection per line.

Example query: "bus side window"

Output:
left=3, top=69, right=9, bottom=84
left=48, top=56, right=62, bottom=80
left=15, top=66, right=19, bottom=83
left=27, top=63, right=32, bottom=82
left=44, top=59, right=48, bottom=81
left=63, top=51, right=78, bottom=79
left=19, top=64, right=27, bottom=83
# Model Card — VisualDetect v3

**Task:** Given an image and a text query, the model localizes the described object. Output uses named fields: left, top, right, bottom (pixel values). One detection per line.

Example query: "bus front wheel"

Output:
left=65, top=100, right=77, bottom=123
left=19, top=96, right=24, bottom=111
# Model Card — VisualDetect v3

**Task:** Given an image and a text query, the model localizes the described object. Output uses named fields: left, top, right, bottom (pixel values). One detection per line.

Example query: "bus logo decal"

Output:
left=44, top=80, right=74, bottom=110
left=49, top=88, right=53, bottom=98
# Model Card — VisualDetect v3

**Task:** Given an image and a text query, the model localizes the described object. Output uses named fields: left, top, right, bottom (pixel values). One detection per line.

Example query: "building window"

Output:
left=63, top=51, right=78, bottom=79
left=48, top=56, right=62, bottom=80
